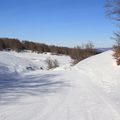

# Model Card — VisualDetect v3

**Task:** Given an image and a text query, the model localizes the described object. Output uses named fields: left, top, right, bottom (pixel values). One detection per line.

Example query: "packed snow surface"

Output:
left=0, top=50, right=120, bottom=120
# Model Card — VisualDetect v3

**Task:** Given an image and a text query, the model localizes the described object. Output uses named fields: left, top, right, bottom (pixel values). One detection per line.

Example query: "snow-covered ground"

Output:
left=0, top=51, right=72, bottom=72
left=1, top=50, right=120, bottom=120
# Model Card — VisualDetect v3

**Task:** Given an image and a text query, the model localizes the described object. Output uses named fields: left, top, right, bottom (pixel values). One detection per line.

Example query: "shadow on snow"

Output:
left=0, top=65, right=69, bottom=105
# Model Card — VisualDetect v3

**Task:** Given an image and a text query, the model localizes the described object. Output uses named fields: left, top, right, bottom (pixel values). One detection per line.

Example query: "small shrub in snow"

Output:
left=113, top=45, right=120, bottom=65
left=45, top=58, right=59, bottom=70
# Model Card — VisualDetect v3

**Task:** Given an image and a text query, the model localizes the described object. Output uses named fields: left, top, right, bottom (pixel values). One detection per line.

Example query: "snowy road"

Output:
left=0, top=70, right=120, bottom=120
left=1, top=51, right=120, bottom=120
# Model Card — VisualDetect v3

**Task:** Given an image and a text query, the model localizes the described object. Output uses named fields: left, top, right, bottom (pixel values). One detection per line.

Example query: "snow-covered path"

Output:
left=1, top=51, right=120, bottom=120
left=38, top=71, right=120, bottom=120
left=0, top=70, right=120, bottom=120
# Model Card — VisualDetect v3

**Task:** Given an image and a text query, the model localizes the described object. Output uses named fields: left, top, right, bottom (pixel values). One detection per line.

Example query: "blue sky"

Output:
left=0, top=0, right=117, bottom=47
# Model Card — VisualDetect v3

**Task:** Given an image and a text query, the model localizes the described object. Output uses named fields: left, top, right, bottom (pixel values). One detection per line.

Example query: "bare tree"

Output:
left=70, top=42, right=95, bottom=65
left=105, top=0, right=120, bottom=65
left=112, top=32, right=120, bottom=64
left=105, top=0, right=120, bottom=21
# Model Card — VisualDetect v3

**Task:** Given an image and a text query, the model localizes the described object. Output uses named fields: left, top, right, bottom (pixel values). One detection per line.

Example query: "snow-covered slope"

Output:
left=0, top=51, right=72, bottom=72
left=74, top=50, right=120, bottom=91
left=1, top=50, right=120, bottom=120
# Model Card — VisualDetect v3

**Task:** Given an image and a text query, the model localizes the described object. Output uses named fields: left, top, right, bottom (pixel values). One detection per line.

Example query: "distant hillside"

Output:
left=0, top=38, right=99, bottom=63
left=97, top=48, right=112, bottom=52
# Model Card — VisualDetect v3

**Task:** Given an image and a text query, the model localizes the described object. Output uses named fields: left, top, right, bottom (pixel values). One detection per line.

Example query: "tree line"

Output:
left=0, top=38, right=98, bottom=63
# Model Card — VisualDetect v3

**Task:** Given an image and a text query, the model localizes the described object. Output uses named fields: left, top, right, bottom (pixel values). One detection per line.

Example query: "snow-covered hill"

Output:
left=1, top=50, right=120, bottom=120
left=0, top=51, right=72, bottom=73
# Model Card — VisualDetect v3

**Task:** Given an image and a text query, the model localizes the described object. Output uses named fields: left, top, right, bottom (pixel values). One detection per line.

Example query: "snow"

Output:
left=1, top=50, right=120, bottom=120
left=0, top=51, right=72, bottom=72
